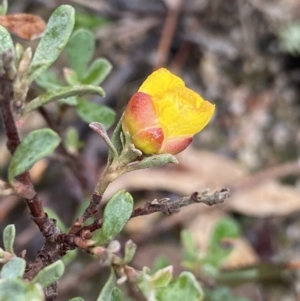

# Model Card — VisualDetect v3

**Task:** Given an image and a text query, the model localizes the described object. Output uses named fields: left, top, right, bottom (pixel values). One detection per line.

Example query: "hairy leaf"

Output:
left=26, top=5, right=75, bottom=83
left=94, top=191, right=133, bottom=245
left=8, top=129, right=60, bottom=182
left=76, top=97, right=115, bottom=129
left=82, top=58, right=112, bottom=86
left=0, top=257, right=26, bottom=279
left=66, top=29, right=95, bottom=77
left=31, top=260, right=64, bottom=288
left=155, top=272, right=203, bottom=301
left=23, top=85, right=105, bottom=114
left=3, top=224, right=15, bottom=254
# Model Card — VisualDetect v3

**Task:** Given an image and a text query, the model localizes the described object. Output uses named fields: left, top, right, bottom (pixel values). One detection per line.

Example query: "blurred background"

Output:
left=1, top=0, right=300, bottom=300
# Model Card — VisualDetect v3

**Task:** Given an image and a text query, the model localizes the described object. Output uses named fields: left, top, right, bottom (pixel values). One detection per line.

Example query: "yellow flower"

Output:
left=122, top=68, right=215, bottom=155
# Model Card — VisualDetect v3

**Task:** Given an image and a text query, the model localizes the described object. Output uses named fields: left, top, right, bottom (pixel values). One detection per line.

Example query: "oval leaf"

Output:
left=68, top=298, right=85, bottom=301
left=23, top=85, right=105, bottom=114
left=26, top=5, right=75, bottom=83
left=0, top=257, right=26, bottom=279
left=66, top=29, right=95, bottom=77
left=94, top=191, right=133, bottom=245
left=31, top=260, right=64, bottom=288
left=82, top=58, right=112, bottom=86
left=77, top=97, right=115, bottom=129
left=155, top=272, right=204, bottom=301
left=0, top=279, right=26, bottom=301
left=3, top=224, right=15, bottom=254
left=8, top=129, right=60, bottom=182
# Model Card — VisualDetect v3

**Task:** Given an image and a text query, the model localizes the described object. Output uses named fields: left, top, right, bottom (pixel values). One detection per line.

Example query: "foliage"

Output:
left=0, top=2, right=238, bottom=301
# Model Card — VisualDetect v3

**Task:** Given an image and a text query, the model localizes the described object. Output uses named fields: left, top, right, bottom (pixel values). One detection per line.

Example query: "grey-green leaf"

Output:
left=125, top=154, right=178, bottom=173
left=35, top=69, right=63, bottom=91
left=25, top=283, right=44, bottom=301
left=3, top=224, right=15, bottom=254
left=0, top=257, right=26, bottom=279
left=0, top=25, right=14, bottom=55
left=31, top=260, right=64, bottom=288
left=155, top=272, right=204, bottom=301
left=82, top=58, right=112, bottom=86
left=97, top=268, right=116, bottom=301
left=66, top=29, right=95, bottom=77
left=205, top=217, right=240, bottom=267
left=94, top=191, right=133, bottom=245
left=23, top=85, right=105, bottom=114
left=68, top=298, right=85, bottom=301
left=0, top=279, right=27, bottom=301
left=76, top=97, right=115, bottom=129
left=8, top=129, right=61, bottom=182
left=26, top=5, right=75, bottom=83
left=123, top=240, right=137, bottom=264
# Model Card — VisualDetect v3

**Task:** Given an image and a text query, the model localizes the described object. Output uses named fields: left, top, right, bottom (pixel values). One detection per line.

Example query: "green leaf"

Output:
left=31, top=260, right=64, bottom=288
left=0, top=25, right=14, bottom=55
left=62, top=250, right=77, bottom=266
left=66, top=29, right=95, bottom=77
left=35, top=70, right=63, bottom=91
left=25, top=283, right=44, bottom=301
left=0, top=279, right=26, bottom=301
left=97, top=268, right=117, bottom=301
left=204, top=217, right=240, bottom=267
left=0, top=257, right=26, bottom=279
left=125, top=154, right=178, bottom=173
left=82, top=58, right=112, bottom=86
left=63, top=68, right=80, bottom=85
left=68, top=298, right=85, bottom=301
left=94, top=191, right=133, bottom=245
left=76, top=97, right=115, bottom=129
left=155, top=272, right=203, bottom=301
left=3, top=224, right=15, bottom=254
left=0, top=0, right=8, bottom=15
left=75, top=11, right=111, bottom=30
left=109, top=117, right=124, bottom=161
left=23, top=85, right=105, bottom=114
left=26, top=5, right=75, bottom=83
left=44, top=207, right=67, bottom=232
left=123, top=240, right=137, bottom=264
left=151, top=266, right=173, bottom=288
left=64, top=127, right=84, bottom=153
left=8, top=129, right=60, bottom=182
left=59, top=96, right=78, bottom=106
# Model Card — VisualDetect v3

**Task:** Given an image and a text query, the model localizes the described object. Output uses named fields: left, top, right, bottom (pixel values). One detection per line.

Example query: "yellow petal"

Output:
left=138, top=68, right=184, bottom=100
left=156, top=86, right=215, bottom=137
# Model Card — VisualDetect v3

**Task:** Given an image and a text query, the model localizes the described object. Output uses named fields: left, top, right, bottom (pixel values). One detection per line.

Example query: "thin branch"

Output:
left=0, top=73, right=48, bottom=233
left=0, top=55, right=63, bottom=300
left=78, top=188, right=230, bottom=236
left=69, top=192, right=102, bottom=234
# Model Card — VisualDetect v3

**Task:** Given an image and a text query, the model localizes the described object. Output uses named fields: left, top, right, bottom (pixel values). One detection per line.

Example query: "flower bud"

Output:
left=122, top=68, right=215, bottom=155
